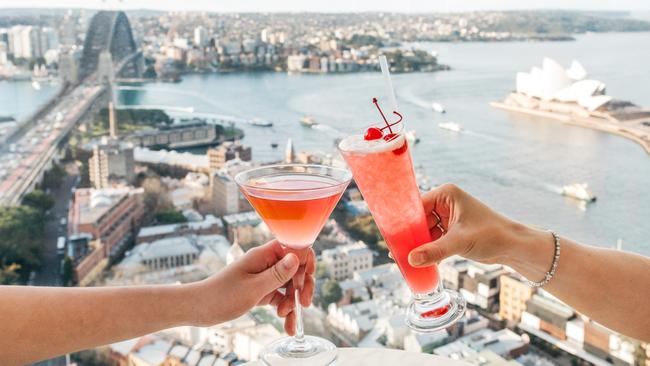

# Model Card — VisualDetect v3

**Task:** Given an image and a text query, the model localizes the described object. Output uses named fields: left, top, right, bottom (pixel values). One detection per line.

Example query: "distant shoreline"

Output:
left=490, top=101, right=650, bottom=155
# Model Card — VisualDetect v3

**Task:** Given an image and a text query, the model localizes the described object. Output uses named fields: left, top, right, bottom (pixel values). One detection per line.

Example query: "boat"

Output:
left=31, top=81, right=41, bottom=90
left=249, top=118, right=273, bottom=127
left=270, top=142, right=279, bottom=148
left=300, top=116, right=318, bottom=127
left=561, top=183, right=596, bottom=202
left=432, top=102, right=446, bottom=113
left=438, top=122, right=462, bottom=132
left=405, top=130, right=420, bottom=144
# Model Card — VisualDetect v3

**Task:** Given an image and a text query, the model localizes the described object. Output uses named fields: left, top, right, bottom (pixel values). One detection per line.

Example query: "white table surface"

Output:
left=244, top=347, right=473, bottom=365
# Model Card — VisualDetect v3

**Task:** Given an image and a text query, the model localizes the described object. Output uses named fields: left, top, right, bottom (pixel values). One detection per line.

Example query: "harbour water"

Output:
left=3, top=32, right=650, bottom=254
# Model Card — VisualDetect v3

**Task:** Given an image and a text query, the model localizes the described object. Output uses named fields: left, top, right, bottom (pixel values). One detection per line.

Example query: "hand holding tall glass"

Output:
left=235, top=164, right=351, bottom=365
left=338, top=97, right=466, bottom=332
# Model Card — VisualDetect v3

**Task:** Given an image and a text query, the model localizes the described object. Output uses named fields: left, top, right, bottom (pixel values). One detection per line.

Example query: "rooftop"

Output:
left=137, top=214, right=223, bottom=238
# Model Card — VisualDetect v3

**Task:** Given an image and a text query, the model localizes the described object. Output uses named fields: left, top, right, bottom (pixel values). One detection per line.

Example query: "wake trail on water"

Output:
left=311, top=123, right=344, bottom=137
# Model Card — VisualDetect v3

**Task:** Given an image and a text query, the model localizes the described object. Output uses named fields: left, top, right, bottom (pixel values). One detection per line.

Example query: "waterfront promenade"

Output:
left=491, top=99, right=650, bottom=155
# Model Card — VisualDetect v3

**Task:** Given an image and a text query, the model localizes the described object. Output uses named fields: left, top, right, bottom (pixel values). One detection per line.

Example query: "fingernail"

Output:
left=409, top=251, right=429, bottom=266
left=281, top=254, right=298, bottom=270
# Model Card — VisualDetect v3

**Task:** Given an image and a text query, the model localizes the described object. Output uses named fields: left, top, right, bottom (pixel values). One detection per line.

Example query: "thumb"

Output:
left=409, top=229, right=465, bottom=267
left=257, top=253, right=299, bottom=293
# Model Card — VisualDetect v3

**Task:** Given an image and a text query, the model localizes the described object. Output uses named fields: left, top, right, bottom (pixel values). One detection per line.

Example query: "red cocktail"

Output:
left=338, top=98, right=466, bottom=332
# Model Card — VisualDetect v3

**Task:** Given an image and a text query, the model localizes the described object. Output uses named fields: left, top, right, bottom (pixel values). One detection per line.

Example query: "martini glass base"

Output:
left=260, top=335, right=337, bottom=366
left=406, top=288, right=467, bottom=332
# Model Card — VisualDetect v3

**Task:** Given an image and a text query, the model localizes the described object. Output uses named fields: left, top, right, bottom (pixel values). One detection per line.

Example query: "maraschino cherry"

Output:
left=363, top=97, right=404, bottom=142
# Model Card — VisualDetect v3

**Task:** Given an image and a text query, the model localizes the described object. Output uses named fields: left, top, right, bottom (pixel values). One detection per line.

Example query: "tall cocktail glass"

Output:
left=338, top=125, right=466, bottom=332
left=235, top=164, right=352, bottom=365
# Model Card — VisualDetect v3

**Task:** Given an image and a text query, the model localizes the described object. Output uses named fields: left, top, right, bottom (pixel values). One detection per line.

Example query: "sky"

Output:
left=0, top=0, right=649, bottom=12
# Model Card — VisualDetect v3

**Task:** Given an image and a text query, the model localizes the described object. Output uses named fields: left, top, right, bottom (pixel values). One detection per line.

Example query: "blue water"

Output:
left=0, top=80, right=59, bottom=121
left=5, top=32, right=650, bottom=255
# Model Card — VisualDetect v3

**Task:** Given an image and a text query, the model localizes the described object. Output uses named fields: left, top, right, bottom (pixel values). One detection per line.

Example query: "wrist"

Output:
left=500, top=221, right=554, bottom=278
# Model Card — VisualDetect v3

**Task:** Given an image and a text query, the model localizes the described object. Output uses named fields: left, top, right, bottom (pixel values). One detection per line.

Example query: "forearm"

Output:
left=0, top=282, right=203, bottom=365
left=504, top=223, right=650, bottom=341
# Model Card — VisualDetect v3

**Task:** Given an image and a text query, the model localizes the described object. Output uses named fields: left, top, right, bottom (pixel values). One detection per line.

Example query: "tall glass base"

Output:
left=260, top=335, right=337, bottom=366
left=406, top=286, right=466, bottom=332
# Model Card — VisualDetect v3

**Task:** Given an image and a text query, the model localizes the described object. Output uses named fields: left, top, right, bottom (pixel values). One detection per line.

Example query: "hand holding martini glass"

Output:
left=235, top=164, right=351, bottom=365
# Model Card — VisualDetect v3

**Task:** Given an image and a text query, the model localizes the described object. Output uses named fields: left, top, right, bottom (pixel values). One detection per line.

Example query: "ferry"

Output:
left=249, top=118, right=273, bottom=127
left=432, top=102, right=446, bottom=113
left=561, top=183, right=596, bottom=202
left=438, top=122, right=462, bottom=132
left=300, top=116, right=318, bottom=127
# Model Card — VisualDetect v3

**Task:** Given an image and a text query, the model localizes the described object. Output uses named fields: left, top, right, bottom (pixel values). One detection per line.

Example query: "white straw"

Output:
left=379, top=55, right=399, bottom=112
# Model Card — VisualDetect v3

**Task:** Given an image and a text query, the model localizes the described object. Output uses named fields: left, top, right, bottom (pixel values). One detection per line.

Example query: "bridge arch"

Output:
left=79, top=11, right=142, bottom=81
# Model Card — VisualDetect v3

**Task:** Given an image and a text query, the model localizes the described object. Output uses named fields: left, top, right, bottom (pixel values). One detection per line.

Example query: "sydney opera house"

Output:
left=492, top=57, right=650, bottom=153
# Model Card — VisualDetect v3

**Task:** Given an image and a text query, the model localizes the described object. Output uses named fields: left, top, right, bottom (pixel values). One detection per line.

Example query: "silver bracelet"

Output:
left=526, top=230, right=561, bottom=288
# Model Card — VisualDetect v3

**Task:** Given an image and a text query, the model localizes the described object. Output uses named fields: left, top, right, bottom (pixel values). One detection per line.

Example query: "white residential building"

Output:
left=321, top=241, right=373, bottom=281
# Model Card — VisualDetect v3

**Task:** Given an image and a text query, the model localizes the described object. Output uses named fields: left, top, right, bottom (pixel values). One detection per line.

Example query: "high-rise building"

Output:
left=89, top=138, right=135, bottom=189
left=207, top=141, right=252, bottom=170
left=499, top=273, right=536, bottom=324
left=58, top=49, right=78, bottom=84
left=194, top=26, right=208, bottom=47
left=211, top=171, right=240, bottom=216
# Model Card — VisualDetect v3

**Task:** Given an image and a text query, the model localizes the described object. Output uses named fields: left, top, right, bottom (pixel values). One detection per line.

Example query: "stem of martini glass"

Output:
left=293, top=288, right=305, bottom=344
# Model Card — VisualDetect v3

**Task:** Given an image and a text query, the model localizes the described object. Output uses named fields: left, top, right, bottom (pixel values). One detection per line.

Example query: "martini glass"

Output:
left=235, top=164, right=352, bottom=366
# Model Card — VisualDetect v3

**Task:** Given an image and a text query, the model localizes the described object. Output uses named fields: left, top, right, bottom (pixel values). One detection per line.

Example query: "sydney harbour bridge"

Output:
left=0, top=10, right=143, bottom=205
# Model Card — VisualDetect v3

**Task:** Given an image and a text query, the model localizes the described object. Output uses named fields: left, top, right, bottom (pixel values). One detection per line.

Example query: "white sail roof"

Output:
left=514, top=58, right=608, bottom=108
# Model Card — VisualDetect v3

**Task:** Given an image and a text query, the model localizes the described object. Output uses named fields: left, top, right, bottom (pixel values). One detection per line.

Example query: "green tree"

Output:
left=321, top=279, right=343, bottom=308
left=42, top=163, right=66, bottom=189
left=0, top=206, right=46, bottom=279
left=61, top=256, right=76, bottom=286
left=22, top=190, right=54, bottom=213
left=154, top=210, right=187, bottom=224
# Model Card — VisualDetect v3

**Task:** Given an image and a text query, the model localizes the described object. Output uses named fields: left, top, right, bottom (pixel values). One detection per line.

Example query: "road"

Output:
left=33, top=164, right=79, bottom=286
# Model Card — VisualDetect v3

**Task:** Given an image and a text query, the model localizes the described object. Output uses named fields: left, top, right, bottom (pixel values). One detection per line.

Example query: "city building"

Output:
left=459, top=261, right=507, bottom=311
left=211, top=171, right=241, bottom=216
left=499, top=272, right=536, bottom=324
left=403, top=329, right=449, bottom=354
left=68, top=186, right=144, bottom=257
left=194, top=26, right=208, bottom=47
left=521, top=293, right=575, bottom=340
left=88, top=137, right=135, bottom=189
left=446, top=310, right=490, bottom=339
left=136, top=214, right=224, bottom=244
left=438, top=255, right=469, bottom=291
left=221, top=210, right=268, bottom=244
left=321, top=241, right=373, bottom=281
left=129, top=122, right=220, bottom=150
left=435, top=328, right=530, bottom=360
left=338, top=278, right=371, bottom=305
left=120, top=234, right=231, bottom=273
left=207, top=141, right=252, bottom=170
left=327, top=299, right=381, bottom=341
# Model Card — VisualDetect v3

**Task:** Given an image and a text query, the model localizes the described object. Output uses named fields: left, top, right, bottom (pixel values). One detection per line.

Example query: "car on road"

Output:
left=59, top=217, right=67, bottom=227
